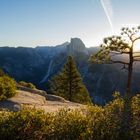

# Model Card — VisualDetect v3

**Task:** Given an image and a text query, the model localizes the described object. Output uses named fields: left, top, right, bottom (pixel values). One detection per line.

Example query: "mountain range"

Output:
left=0, top=38, right=140, bottom=104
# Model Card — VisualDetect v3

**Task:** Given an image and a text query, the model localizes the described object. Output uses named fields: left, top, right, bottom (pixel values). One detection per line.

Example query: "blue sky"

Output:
left=0, top=0, right=140, bottom=47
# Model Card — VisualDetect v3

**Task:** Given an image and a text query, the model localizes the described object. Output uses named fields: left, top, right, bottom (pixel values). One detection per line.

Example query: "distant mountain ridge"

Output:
left=0, top=38, right=140, bottom=104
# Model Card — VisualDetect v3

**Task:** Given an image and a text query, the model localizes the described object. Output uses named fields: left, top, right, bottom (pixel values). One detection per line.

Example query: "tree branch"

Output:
left=110, top=60, right=129, bottom=65
left=133, top=36, right=140, bottom=42
left=134, top=59, right=140, bottom=62
left=133, top=52, right=140, bottom=54
left=133, top=56, right=140, bottom=58
left=111, top=51, right=130, bottom=55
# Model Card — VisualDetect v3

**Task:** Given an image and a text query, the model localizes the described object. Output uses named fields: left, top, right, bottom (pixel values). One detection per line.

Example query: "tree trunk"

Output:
left=121, top=48, right=133, bottom=140
left=126, top=48, right=133, bottom=97
left=69, top=61, right=72, bottom=101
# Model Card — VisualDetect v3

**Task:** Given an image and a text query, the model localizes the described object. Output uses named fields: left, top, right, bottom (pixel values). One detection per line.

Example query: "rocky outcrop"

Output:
left=0, top=89, right=82, bottom=112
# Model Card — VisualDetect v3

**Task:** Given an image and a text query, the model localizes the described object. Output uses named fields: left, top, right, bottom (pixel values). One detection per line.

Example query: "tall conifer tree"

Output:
left=50, top=56, right=91, bottom=104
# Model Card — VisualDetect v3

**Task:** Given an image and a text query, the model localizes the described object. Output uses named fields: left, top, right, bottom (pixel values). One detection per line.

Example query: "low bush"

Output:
left=0, top=94, right=139, bottom=140
left=0, top=69, right=5, bottom=77
left=0, top=76, right=17, bottom=101
left=0, top=108, right=48, bottom=140
left=19, top=81, right=36, bottom=89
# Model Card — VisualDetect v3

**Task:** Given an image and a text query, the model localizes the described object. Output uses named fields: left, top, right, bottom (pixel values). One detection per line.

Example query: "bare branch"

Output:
left=134, top=59, right=140, bottom=62
left=133, top=56, right=140, bottom=58
left=133, top=36, right=140, bottom=42
left=130, top=33, right=135, bottom=41
left=121, top=51, right=130, bottom=54
left=124, top=30, right=132, bottom=39
left=133, top=52, right=140, bottom=54
left=111, top=51, right=130, bottom=55
left=110, top=60, right=129, bottom=65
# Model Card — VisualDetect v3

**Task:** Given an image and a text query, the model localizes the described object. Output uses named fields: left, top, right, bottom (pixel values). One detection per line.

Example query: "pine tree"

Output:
left=50, top=56, right=91, bottom=104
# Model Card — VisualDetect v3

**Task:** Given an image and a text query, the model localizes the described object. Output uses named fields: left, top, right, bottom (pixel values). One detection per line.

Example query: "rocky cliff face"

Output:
left=67, top=38, right=89, bottom=55
left=0, top=38, right=140, bottom=104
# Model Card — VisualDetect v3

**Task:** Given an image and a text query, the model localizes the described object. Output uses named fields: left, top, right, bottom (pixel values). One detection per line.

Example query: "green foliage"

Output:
left=50, top=56, right=91, bottom=104
left=112, top=91, right=121, bottom=99
left=0, top=76, right=17, bottom=101
left=131, top=94, right=140, bottom=140
left=0, top=69, right=5, bottom=77
left=0, top=108, right=47, bottom=140
left=89, top=26, right=140, bottom=64
left=0, top=94, right=139, bottom=140
left=19, top=81, right=36, bottom=89
left=45, top=109, right=90, bottom=139
left=89, top=35, right=130, bottom=64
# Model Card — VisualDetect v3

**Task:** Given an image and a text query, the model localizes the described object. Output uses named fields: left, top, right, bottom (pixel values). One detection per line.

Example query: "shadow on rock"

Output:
left=0, top=100, right=21, bottom=111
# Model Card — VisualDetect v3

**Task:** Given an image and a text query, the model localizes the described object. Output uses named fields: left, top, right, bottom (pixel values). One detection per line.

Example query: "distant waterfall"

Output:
left=40, top=60, right=53, bottom=83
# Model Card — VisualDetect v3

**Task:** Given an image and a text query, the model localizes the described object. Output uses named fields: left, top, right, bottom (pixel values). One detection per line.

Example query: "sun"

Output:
left=134, top=40, right=140, bottom=52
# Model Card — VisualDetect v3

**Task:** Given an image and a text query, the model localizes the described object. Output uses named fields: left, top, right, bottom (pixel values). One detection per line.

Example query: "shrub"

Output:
left=131, top=94, right=140, bottom=140
left=0, top=107, right=49, bottom=140
left=0, top=69, right=5, bottom=77
left=19, top=81, right=36, bottom=89
left=0, top=94, right=139, bottom=140
left=0, top=76, right=17, bottom=101
left=45, top=109, right=90, bottom=139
